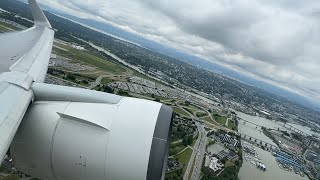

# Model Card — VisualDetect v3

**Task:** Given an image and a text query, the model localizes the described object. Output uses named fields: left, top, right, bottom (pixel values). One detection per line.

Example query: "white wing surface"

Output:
left=0, top=0, right=54, bottom=162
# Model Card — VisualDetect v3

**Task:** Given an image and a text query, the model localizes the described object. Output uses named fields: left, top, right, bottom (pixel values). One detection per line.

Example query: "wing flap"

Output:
left=0, top=82, right=33, bottom=162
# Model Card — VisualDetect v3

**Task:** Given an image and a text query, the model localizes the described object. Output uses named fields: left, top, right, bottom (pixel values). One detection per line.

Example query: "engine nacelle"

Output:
left=10, top=83, right=173, bottom=180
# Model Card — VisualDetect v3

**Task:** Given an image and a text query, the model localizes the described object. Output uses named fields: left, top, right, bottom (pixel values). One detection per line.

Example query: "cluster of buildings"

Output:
left=167, top=159, right=182, bottom=172
left=305, top=150, right=320, bottom=179
left=273, top=150, right=306, bottom=177
left=171, top=116, right=196, bottom=137
left=204, top=140, right=240, bottom=175
left=220, top=134, right=239, bottom=148
left=204, top=157, right=224, bottom=173
left=0, top=155, right=16, bottom=174
left=49, top=55, right=95, bottom=72
left=110, top=81, right=168, bottom=97
left=0, top=17, right=26, bottom=29
left=110, top=76, right=194, bottom=100
left=70, top=44, right=85, bottom=50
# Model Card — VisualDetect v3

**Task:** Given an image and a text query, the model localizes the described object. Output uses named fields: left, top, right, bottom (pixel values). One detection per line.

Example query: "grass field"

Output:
left=173, top=107, right=190, bottom=117
left=196, top=111, right=207, bottom=117
left=0, top=25, right=10, bottom=32
left=179, top=104, right=201, bottom=113
left=227, top=119, right=237, bottom=130
left=174, top=148, right=193, bottom=174
left=169, top=143, right=187, bottom=156
left=52, top=44, right=127, bottom=74
left=0, top=21, right=21, bottom=31
left=101, top=77, right=113, bottom=84
left=213, top=114, right=227, bottom=125
left=204, top=116, right=213, bottom=123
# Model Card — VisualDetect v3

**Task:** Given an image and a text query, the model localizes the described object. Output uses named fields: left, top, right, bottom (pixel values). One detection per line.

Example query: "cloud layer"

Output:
left=38, top=0, right=320, bottom=102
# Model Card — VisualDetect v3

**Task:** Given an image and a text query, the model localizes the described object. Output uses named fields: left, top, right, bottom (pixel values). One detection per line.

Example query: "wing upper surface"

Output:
left=0, top=0, right=54, bottom=163
left=0, top=28, right=43, bottom=74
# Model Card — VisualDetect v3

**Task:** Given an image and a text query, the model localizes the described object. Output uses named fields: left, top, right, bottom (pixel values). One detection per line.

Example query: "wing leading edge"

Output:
left=0, top=0, right=54, bottom=163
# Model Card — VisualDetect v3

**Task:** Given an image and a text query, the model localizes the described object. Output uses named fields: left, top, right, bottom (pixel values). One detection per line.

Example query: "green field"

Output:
left=196, top=111, right=207, bottom=117
left=179, top=103, right=201, bottom=113
left=174, top=148, right=193, bottom=174
left=213, top=114, right=227, bottom=125
left=101, top=77, right=113, bottom=84
left=173, top=107, right=190, bottom=117
left=0, top=21, right=21, bottom=31
left=0, top=174, right=20, bottom=180
left=51, top=71, right=97, bottom=87
left=169, top=143, right=187, bottom=156
left=204, top=116, right=213, bottom=123
left=0, top=25, right=10, bottom=32
left=227, top=119, right=237, bottom=130
left=52, top=44, right=127, bottom=74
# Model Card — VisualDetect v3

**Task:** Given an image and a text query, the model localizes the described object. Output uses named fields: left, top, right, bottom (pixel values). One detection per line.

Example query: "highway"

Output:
left=183, top=122, right=202, bottom=180
left=179, top=104, right=208, bottom=180
left=190, top=125, right=207, bottom=180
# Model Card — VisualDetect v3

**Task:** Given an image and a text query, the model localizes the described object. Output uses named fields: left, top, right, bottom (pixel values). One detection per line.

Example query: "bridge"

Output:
left=283, top=123, right=309, bottom=136
left=238, top=118, right=263, bottom=129
left=238, top=133, right=279, bottom=151
left=237, top=117, right=309, bottom=137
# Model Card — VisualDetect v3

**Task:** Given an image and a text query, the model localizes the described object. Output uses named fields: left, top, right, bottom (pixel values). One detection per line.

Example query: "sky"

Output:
left=35, top=0, right=320, bottom=104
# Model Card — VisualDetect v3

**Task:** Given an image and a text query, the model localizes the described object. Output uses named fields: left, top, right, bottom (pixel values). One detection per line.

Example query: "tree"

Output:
left=182, top=137, right=188, bottom=146
left=81, top=80, right=88, bottom=84
left=155, top=98, right=160, bottom=102
left=104, top=85, right=114, bottom=93
left=187, top=135, right=193, bottom=145
left=66, top=74, right=76, bottom=81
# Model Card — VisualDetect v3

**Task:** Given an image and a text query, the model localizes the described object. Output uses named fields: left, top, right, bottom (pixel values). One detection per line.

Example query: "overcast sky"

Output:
left=37, top=0, right=320, bottom=103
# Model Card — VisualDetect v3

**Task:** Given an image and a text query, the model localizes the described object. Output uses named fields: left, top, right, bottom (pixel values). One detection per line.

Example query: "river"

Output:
left=236, top=111, right=310, bottom=180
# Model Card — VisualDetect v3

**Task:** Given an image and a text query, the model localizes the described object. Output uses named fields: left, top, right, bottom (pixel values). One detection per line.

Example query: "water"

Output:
left=236, top=111, right=309, bottom=180
left=287, top=122, right=320, bottom=137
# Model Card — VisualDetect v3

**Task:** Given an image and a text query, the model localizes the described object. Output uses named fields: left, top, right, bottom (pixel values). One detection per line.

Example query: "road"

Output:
left=88, top=68, right=133, bottom=89
left=88, top=74, right=113, bottom=89
left=183, top=122, right=203, bottom=180
left=190, top=125, right=207, bottom=180
left=178, top=104, right=208, bottom=180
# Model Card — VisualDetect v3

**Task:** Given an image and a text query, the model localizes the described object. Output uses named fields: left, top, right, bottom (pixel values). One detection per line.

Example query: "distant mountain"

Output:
left=25, top=3, right=320, bottom=111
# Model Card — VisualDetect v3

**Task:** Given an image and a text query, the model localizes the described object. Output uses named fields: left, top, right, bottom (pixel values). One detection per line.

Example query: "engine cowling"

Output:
left=10, top=83, right=173, bottom=180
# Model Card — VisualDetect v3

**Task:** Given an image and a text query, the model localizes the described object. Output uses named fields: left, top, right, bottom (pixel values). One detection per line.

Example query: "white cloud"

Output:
left=37, top=0, right=320, bottom=103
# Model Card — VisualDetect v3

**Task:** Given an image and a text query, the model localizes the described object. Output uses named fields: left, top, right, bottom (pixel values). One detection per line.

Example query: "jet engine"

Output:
left=10, top=83, right=173, bottom=180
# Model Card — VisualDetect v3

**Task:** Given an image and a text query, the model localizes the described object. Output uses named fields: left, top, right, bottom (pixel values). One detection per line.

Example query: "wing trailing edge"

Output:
left=28, top=0, right=51, bottom=28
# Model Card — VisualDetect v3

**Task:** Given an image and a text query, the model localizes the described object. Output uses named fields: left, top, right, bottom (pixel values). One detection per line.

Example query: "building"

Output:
left=217, top=150, right=229, bottom=160
left=204, top=156, right=224, bottom=173
left=227, top=151, right=239, bottom=161
left=220, top=134, right=238, bottom=147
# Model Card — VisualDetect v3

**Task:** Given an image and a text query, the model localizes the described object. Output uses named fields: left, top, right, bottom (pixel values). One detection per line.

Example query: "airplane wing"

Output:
left=0, top=0, right=54, bottom=163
